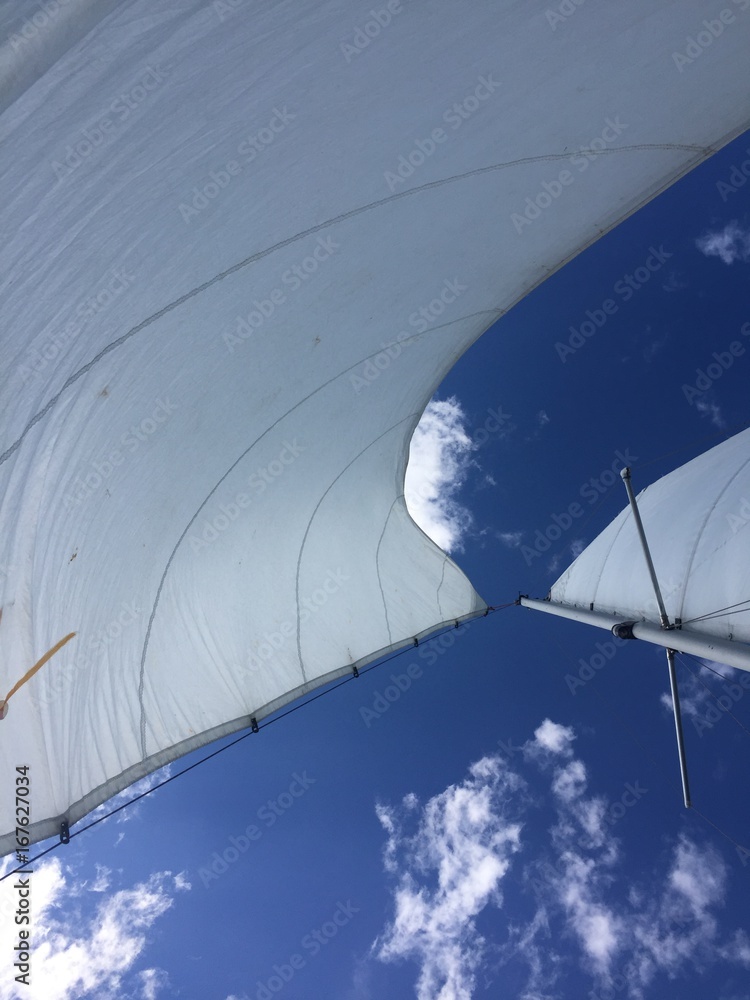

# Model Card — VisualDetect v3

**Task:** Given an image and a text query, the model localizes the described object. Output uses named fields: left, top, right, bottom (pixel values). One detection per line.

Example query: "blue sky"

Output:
left=3, top=129, right=750, bottom=1000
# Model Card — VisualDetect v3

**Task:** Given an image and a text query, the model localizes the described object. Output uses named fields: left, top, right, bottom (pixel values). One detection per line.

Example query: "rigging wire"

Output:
left=675, top=653, right=750, bottom=740
left=687, top=805, right=750, bottom=860
left=1, top=603, right=513, bottom=883
left=5, top=600, right=749, bottom=884
left=547, top=633, right=750, bottom=868
left=679, top=599, right=750, bottom=626
left=670, top=652, right=750, bottom=860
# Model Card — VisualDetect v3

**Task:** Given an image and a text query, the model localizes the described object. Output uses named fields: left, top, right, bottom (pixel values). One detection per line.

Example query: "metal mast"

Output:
left=520, top=466, right=750, bottom=807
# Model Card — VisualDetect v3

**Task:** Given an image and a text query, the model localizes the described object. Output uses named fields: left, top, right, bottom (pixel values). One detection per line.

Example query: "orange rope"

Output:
left=3, top=632, right=77, bottom=704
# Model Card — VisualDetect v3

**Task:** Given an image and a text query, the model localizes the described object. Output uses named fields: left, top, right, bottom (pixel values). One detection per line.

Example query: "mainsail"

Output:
left=2, top=0, right=750, bottom=854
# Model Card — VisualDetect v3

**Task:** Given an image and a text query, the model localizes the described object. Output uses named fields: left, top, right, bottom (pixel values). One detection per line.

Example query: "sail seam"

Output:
left=134, top=313, right=478, bottom=757
left=679, top=453, right=750, bottom=631
left=0, top=146, right=706, bottom=468
left=375, top=498, right=401, bottom=647
left=294, top=417, right=417, bottom=682
left=437, top=556, right=448, bottom=620
left=590, top=508, right=633, bottom=610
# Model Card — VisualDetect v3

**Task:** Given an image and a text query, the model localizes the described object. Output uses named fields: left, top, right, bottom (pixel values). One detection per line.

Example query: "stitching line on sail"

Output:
left=436, top=556, right=448, bottom=620
left=0, top=144, right=706, bottom=469
left=294, top=418, right=416, bottom=682
left=135, top=311, right=483, bottom=757
left=677, top=454, right=750, bottom=629
left=374, top=498, right=401, bottom=647
left=590, top=509, right=633, bottom=611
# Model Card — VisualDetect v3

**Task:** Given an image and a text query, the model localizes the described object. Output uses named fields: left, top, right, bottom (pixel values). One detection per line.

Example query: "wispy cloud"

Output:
left=498, top=530, right=523, bottom=548
left=372, top=720, right=749, bottom=999
left=532, top=718, right=576, bottom=757
left=662, top=271, right=688, bottom=293
left=643, top=328, right=669, bottom=362
left=662, top=657, right=745, bottom=736
left=695, top=397, right=726, bottom=428
left=86, top=863, right=112, bottom=893
left=373, top=757, right=525, bottom=999
left=548, top=539, right=586, bottom=574
left=695, top=221, right=750, bottom=265
left=140, top=968, right=169, bottom=1000
left=405, top=397, right=474, bottom=552
left=569, top=538, right=586, bottom=560
left=0, top=858, right=189, bottom=1000
left=85, top=764, right=173, bottom=837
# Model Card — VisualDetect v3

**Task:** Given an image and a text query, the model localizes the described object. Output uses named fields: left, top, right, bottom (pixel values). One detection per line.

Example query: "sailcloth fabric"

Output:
left=1, top=1, right=749, bottom=854
left=551, top=429, right=750, bottom=644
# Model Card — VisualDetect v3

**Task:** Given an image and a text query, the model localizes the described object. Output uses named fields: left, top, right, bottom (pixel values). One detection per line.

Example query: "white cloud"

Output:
left=525, top=726, right=747, bottom=992
left=574, top=797, right=608, bottom=849
left=537, top=410, right=550, bottom=428
left=660, top=684, right=709, bottom=720
left=669, top=835, right=724, bottom=913
left=373, top=719, right=749, bottom=999
left=662, top=272, right=687, bottom=293
left=87, top=863, right=112, bottom=893
left=85, top=764, right=173, bottom=836
left=0, top=858, right=188, bottom=1000
left=502, top=905, right=560, bottom=1000
left=621, top=835, right=743, bottom=988
left=696, top=221, right=750, bottom=264
left=532, top=719, right=575, bottom=756
left=661, top=656, right=740, bottom=725
left=553, top=853, right=622, bottom=972
left=643, top=329, right=669, bottom=362
left=547, top=538, right=586, bottom=574
left=526, top=760, right=750, bottom=995
left=696, top=397, right=726, bottom=428
left=405, top=397, right=475, bottom=553
left=569, top=538, right=586, bottom=560
left=173, top=871, right=191, bottom=891
left=698, top=659, right=737, bottom=680
left=498, top=531, right=523, bottom=548
left=139, top=968, right=169, bottom=1000
left=374, top=757, right=525, bottom=1000
left=551, top=759, right=587, bottom=804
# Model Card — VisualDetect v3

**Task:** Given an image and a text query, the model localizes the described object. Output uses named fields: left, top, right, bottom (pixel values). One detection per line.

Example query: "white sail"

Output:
left=2, top=0, right=750, bottom=854
left=550, top=429, right=750, bottom=643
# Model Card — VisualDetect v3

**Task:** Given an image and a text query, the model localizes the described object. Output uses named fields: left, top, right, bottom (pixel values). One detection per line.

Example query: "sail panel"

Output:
left=551, top=429, right=750, bottom=642
left=2, top=0, right=750, bottom=853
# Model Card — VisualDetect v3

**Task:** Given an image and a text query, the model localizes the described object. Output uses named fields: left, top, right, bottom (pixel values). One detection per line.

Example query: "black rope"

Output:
left=1, top=604, right=513, bottom=882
